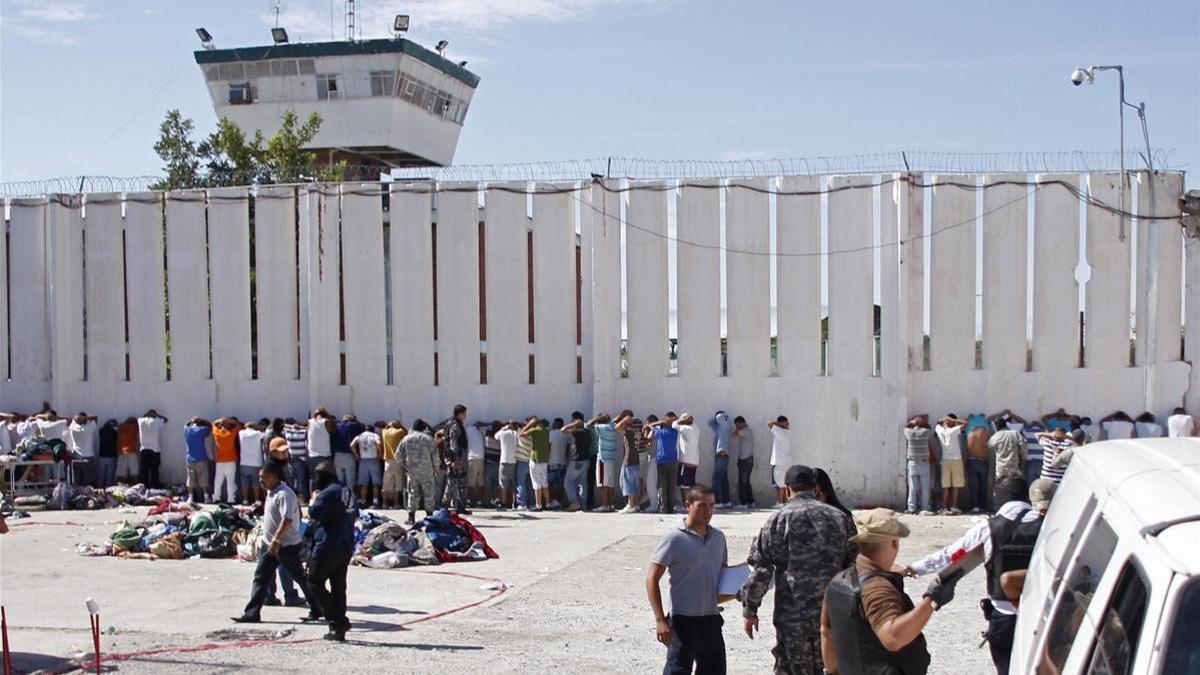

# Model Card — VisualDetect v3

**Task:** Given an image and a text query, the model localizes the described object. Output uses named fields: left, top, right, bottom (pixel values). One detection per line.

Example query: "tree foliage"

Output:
left=152, top=109, right=344, bottom=189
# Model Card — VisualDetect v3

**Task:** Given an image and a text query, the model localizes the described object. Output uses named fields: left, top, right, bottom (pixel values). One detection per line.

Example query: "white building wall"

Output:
left=83, top=193, right=127, bottom=384
left=1032, top=174, right=1080, bottom=373
left=482, top=183, right=529, bottom=387
left=1084, top=173, right=1131, bottom=369
left=725, top=179, right=772, bottom=379
left=1, top=173, right=1192, bottom=506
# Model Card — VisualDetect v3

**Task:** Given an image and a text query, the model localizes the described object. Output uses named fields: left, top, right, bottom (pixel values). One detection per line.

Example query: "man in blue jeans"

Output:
left=646, top=484, right=727, bottom=675
left=903, top=415, right=935, bottom=514
left=708, top=411, right=733, bottom=508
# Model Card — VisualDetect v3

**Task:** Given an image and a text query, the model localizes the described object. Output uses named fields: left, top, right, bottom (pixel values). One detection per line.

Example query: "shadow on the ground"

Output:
left=348, top=604, right=427, bottom=616
left=342, top=639, right=483, bottom=651
left=9, top=651, right=79, bottom=672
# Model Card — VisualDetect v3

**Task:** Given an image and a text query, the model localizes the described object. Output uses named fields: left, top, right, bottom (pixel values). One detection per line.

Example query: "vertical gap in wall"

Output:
left=121, top=218, right=131, bottom=381
left=820, top=180, right=830, bottom=376
left=1128, top=180, right=1140, bottom=367
left=575, top=187, right=583, bottom=384
left=293, top=190, right=302, bottom=380
left=81, top=214, right=89, bottom=382
left=527, top=222, right=535, bottom=385
left=974, top=176, right=984, bottom=370
left=478, top=216, right=487, bottom=385
left=432, top=219, right=439, bottom=386
left=769, top=180, right=779, bottom=377
left=204, top=194, right=215, bottom=380
left=620, top=187, right=629, bottom=378
left=1076, top=176, right=1090, bottom=368
left=161, top=198, right=172, bottom=380
left=336, top=194, right=347, bottom=386
left=667, top=181, right=678, bottom=377
left=873, top=181, right=882, bottom=377
left=921, top=184, right=932, bottom=371
left=718, top=182, right=728, bottom=377
left=1025, top=179, right=1036, bottom=371
left=248, top=195, right=259, bottom=380
left=383, top=202, right=394, bottom=386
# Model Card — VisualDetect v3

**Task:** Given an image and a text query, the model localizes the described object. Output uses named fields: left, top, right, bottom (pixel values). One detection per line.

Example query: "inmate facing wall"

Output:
left=1, top=171, right=1195, bottom=506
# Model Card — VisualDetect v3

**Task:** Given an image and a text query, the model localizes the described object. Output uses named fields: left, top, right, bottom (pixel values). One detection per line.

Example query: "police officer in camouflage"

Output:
left=741, top=465, right=858, bottom=674
left=399, top=420, right=438, bottom=525
left=444, top=404, right=472, bottom=515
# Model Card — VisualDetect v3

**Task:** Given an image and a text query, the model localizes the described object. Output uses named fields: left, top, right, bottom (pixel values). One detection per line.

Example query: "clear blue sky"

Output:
left=1, top=0, right=1196, bottom=184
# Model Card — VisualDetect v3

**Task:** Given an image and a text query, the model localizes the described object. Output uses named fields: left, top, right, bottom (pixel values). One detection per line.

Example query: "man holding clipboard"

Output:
left=646, top=484, right=729, bottom=674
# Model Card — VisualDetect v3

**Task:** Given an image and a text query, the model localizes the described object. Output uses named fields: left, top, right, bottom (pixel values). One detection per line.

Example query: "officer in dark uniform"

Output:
left=304, top=460, right=359, bottom=641
left=904, top=477, right=1056, bottom=674
left=821, top=508, right=958, bottom=675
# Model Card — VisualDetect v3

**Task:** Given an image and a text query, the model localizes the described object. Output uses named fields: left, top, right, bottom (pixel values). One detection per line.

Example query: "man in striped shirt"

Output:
left=283, top=419, right=309, bottom=504
left=1035, top=428, right=1075, bottom=485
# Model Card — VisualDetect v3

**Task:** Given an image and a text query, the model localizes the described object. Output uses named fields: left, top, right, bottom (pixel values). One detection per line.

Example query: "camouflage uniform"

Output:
left=398, top=431, right=438, bottom=513
left=741, top=494, right=858, bottom=675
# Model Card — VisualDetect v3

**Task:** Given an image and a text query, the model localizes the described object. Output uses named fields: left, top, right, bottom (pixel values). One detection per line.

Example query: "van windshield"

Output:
left=1163, top=578, right=1200, bottom=674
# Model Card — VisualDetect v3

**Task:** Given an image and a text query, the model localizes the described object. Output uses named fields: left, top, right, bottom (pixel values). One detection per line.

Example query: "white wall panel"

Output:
left=9, top=200, right=49, bottom=384
left=124, top=193, right=166, bottom=382
left=676, top=180, right=721, bottom=378
left=981, top=174, right=1028, bottom=372
left=901, top=174, right=926, bottom=372
left=1084, top=173, right=1130, bottom=369
left=625, top=182, right=669, bottom=380
left=928, top=175, right=975, bottom=372
left=299, top=187, right=342, bottom=389
left=826, top=176, right=875, bottom=377
left=165, top=191, right=211, bottom=381
left=390, top=183, right=435, bottom=388
left=48, top=196, right=85, bottom=386
left=83, top=193, right=126, bottom=383
left=589, top=181, right=623, bottom=401
left=532, top=185, right=576, bottom=384
left=879, top=175, right=901, bottom=381
left=340, top=184, right=387, bottom=386
left=254, top=187, right=298, bottom=380
left=434, top=184, right=480, bottom=386
left=776, top=177, right=822, bottom=379
left=1139, top=172, right=1184, bottom=364
left=1186, top=232, right=1200, bottom=410
left=725, top=179, right=772, bottom=379
left=1032, top=174, right=1080, bottom=372
left=483, top=183, right=529, bottom=386
left=206, top=187, right=252, bottom=383
left=0, top=199, right=7, bottom=381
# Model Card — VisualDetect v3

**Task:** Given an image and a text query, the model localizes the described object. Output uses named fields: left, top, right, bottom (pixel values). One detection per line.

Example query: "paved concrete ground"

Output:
left=0, top=506, right=993, bottom=673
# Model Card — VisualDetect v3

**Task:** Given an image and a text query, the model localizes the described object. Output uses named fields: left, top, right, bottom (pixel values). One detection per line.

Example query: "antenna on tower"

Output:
left=274, top=1, right=281, bottom=27
left=344, top=0, right=356, bottom=42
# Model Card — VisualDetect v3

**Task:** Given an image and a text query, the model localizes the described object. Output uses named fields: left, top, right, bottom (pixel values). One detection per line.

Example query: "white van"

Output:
left=1011, top=437, right=1199, bottom=674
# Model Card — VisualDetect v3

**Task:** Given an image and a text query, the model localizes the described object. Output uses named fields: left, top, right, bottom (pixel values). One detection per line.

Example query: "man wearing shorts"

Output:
left=495, top=421, right=521, bottom=510
left=351, top=425, right=383, bottom=508
left=522, top=417, right=551, bottom=510
left=589, top=412, right=623, bottom=513
left=381, top=420, right=407, bottom=509
left=618, top=412, right=641, bottom=514
left=934, top=415, right=968, bottom=515
left=466, top=420, right=488, bottom=507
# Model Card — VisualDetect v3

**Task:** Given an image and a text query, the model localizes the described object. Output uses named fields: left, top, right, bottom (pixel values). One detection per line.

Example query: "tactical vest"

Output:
left=985, top=510, right=1042, bottom=601
left=826, top=565, right=931, bottom=675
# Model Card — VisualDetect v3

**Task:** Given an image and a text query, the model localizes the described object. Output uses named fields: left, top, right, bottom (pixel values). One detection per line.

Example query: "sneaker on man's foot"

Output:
left=617, top=505, right=637, bottom=514
left=231, top=615, right=261, bottom=624
left=918, top=510, right=934, bottom=516
left=299, top=614, right=325, bottom=623
left=949, top=507, right=962, bottom=515
left=566, top=503, right=582, bottom=512
left=323, top=629, right=346, bottom=642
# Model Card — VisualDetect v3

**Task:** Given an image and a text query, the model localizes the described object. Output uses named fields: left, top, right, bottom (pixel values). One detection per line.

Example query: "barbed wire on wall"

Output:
left=0, top=150, right=1181, bottom=199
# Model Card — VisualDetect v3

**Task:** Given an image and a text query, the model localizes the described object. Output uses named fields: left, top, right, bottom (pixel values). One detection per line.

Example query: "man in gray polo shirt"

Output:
left=232, top=463, right=313, bottom=622
left=646, top=484, right=728, bottom=674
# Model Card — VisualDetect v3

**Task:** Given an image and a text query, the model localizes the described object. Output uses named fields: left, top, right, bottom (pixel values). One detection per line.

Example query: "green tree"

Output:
left=151, top=110, right=201, bottom=190
left=199, top=118, right=268, bottom=187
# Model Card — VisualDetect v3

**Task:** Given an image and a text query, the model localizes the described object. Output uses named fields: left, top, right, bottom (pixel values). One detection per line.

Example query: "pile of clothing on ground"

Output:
left=78, top=503, right=258, bottom=560
left=77, top=504, right=499, bottom=567
left=351, top=509, right=499, bottom=569
left=42, top=483, right=183, bottom=511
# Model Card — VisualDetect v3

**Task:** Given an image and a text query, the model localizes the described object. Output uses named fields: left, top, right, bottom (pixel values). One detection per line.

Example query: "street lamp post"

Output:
left=1070, top=64, right=1159, bottom=412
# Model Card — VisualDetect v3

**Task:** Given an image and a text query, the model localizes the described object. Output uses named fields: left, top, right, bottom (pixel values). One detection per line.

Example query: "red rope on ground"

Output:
left=6, top=521, right=91, bottom=530
left=53, top=568, right=508, bottom=674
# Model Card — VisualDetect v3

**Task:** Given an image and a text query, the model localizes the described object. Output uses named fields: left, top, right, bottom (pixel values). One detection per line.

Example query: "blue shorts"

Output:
left=548, top=465, right=565, bottom=485
left=357, top=458, right=383, bottom=487
left=620, top=465, right=641, bottom=497
left=239, top=465, right=260, bottom=489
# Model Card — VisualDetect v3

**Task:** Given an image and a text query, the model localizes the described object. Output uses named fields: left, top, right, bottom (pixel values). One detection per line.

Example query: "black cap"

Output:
left=785, top=465, right=816, bottom=488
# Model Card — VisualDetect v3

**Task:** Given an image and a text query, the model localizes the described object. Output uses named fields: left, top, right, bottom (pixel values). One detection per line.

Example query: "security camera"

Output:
left=1070, top=67, right=1089, bottom=86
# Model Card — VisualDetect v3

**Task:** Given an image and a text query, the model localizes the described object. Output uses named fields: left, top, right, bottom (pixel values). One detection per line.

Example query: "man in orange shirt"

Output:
left=212, top=417, right=244, bottom=503
left=116, top=417, right=140, bottom=484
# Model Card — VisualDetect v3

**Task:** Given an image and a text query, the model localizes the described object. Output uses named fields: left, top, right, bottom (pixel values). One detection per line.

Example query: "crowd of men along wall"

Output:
left=1, top=171, right=1195, bottom=506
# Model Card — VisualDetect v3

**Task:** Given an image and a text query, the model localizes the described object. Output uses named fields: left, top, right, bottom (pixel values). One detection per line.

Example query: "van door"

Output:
left=1158, top=575, right=1200, bottom=674
left=1075, top=559, right=1152, bottom=674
